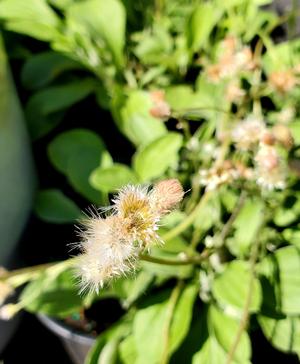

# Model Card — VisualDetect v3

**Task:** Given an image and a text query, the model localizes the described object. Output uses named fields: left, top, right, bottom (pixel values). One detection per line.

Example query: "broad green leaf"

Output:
left=263, top=39, right=300, bottom=74
left=208, top=305, right=251, bottom=363
left=26, top=79, right=96, bottom=139
left=134, top=25, right=172, bottom=65
left=0, top=0, right=60, bottom=41
left=282, top=228, right=300, bottom=248
left=21, top=51, right=80, bottom=90
left=67, top=0, right=126, bottom=68
left=259, top=246, right=300, bottom=315
left=0, top=34, right=35, bottom=262
left=90, top=164, right=138, bottom=193
left=212, top=261, right=262, bottom=315
left=48, top=129, right=112, bottom=203
left=258, top=315, right=300, bottom=357
left=229, top=199, right=264, bottom=256
left=34, top=189, right=82, bottom=224
left=133, top=133, right=183, bottom=182
left=133, top=285, right=196, bottom=364
left=119, top=335, right=137, bottom=364
left=169, top=285, right=198, bottom=353
left=192, top=305, right=251, bottom=364
left=274, top=195, right=300, bottom=227
left=20, top=269, right=83, bottom=317
left=119, top=90, right=167, bottom=146
left=186, top=3, right=223, bottom=52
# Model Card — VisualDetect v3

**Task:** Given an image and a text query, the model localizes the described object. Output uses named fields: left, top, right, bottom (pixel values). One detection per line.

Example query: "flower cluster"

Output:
left=76, top=179, right=184, bottom=293
left=206, top=36, right=256, bottom=83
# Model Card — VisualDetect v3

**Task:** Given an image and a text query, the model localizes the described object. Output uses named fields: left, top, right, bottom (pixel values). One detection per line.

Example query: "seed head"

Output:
left=75, top=180, right=184, bottom=293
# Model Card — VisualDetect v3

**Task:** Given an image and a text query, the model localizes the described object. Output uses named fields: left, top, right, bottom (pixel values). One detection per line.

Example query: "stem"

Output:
left=225, top=236, right=261, bottom=364
left=160, top=281, right=184, bottom=364
left=162, top=191, right=212, bottom=242
left=0, top=259, right=76, bottom=287
left=140, top=250, right=210, bottom=266
left=219, top=190, right=247, bottom=244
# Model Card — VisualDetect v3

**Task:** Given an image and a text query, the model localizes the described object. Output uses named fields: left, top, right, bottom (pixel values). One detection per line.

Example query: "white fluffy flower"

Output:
left=254, top=144, right=286, bottom=190
left=75, top=179, right=184, bottom=293
left=232, top=116, right=266, bottom=150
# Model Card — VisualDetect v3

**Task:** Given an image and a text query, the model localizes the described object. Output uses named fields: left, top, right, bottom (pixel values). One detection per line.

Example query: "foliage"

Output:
left=1, top=0, right=300, bottom=363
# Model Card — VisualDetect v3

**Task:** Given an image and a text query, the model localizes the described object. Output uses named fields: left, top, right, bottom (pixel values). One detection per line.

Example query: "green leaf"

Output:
left=229, top=199, right=264, bottom=256
left=0, top=0, right=60, bottom=41
left=67, top=0, right=126, bottom=68
left=118, top=90, right=167, bottom=146
left=258, top=315, right=300, bottom=357
left=208, top=305, right=251, bottom=363
left=48, top=129, right=112, bottom=203
left=192, top=305, right=251, bottom=364
left=186, top=3, right=223, bottom=52
left=133, top=285, right=196, bottom=364
left=34, top=189, right=82, bottom=224
left=90, top=164, right=138, bottom=193
left=21, top=51, right=80, bottom=90
left=282, top=228, right=300, bottom=248
left=212, top=261, right=262, bottom=315
left=274, top=194, right=300, bottom=227
left=133, top=132, right=183, bottom=182
left=259, top=246, right=300, bottom=315
left=20, top=268, right=83, bottom=318
left=169, top=285, right=198, bottom=353
left=26, top=79, right=96, bottom=140
left=119, top=335, right=137, bottom=364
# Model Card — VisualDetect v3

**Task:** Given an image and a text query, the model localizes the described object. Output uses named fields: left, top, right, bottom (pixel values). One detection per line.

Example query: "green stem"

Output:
left=160, top=280, right=184, bottom=364
left=162, top=191, right=212, bottom=242
left=140, top=250, right=210, bottom=266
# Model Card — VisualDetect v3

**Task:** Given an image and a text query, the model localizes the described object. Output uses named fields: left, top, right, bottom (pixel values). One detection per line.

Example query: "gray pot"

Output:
left=37, top=314, right=95, bottom=364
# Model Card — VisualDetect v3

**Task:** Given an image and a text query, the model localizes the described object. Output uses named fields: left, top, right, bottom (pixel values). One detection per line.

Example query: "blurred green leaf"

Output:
left=48, top=129, right=112, bottom=203
left=259, top=246, right=300, bottom=315
left=258, top=315, right=300, bottom=357
left=133, top=132, right=183, bottom=182
left=212, top=260, right=262, bottom=315
left=119, top=90, right=167, bottom=146
left=21, top=51, right=80, bottom=90
left=0, top=0, right=60, bottom=41
left=133, top=285, right=196, bottom=363
left=119, top=335, right=137, bottom=364
left=186, top=3, right=223, bottom=52
left=90, top=164, right=138, bottom=193
left=26, top=79, right=96, bottom=140
left=34, top=189, right=82, bottom=224
left=229, top=199, right=264, bottom=256
left=67, top=0, right=126, bottom=68
left=20, top=268, right=83, bottom=317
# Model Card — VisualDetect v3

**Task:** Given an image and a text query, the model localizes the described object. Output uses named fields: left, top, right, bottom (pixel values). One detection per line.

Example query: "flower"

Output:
left=75, top=179, right=184, bottom=293
left=225, top=80, right=246, bottom=103
left=232, top=116, right=266, bottom=150
left=254, top=144, right=286, bottom=190
left=149, top=90, right=171, bottom=119
left=207, top=37, right=255, bottom=82
left=268, top=70, right=297, bottom=94
left=199, top=161, right=239, bottom=191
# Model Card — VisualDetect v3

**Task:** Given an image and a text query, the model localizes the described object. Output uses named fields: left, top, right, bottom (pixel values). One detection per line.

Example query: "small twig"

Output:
left=160, top=280, right=184, bottom=364
left=140, top=250, right=210, bottom=266
left=219, top=190, right=247, bottom=243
